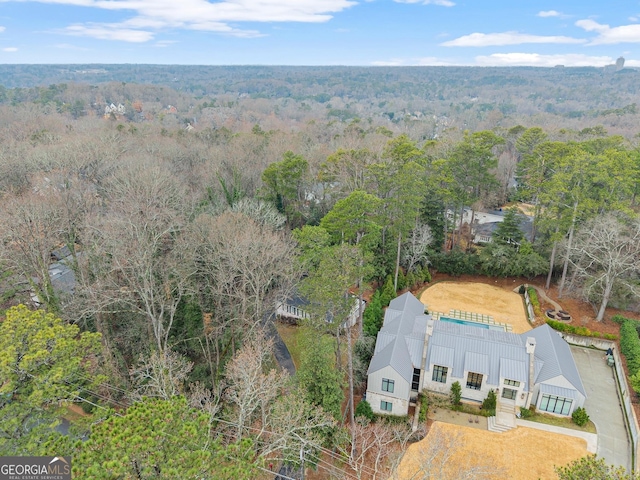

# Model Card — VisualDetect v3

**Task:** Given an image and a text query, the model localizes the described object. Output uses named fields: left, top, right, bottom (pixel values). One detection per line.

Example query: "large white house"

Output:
left=366, top=292, right=586, bottom=417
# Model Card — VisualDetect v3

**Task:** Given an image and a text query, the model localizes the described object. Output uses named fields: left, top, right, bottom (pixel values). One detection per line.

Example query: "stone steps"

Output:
left=487, top=415, right=516, bottom=433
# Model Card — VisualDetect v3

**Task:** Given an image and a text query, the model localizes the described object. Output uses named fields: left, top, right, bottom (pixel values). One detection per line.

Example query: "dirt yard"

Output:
left=395, top=421, right=589, bottom=480
left=419, top=281, right=532, bottom=333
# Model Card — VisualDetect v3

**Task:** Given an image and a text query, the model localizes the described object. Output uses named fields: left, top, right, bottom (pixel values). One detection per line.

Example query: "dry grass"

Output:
left=395, top=421, right=589, bottom=480
left=420, top=281, right=532, bottom=334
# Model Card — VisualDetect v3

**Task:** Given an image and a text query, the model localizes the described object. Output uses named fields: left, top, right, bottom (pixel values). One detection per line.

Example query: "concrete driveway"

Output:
left=571, top=345, right=631, bottom=471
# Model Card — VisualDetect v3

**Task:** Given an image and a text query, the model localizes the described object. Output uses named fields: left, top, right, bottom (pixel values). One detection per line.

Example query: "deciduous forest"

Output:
left=0, top=65, right=639, bottom=479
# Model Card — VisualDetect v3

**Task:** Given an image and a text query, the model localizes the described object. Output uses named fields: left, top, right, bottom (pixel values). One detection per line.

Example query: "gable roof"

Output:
left=527, top=323, right=586, bottom=396
left=367, top=292, right=428, bottom=382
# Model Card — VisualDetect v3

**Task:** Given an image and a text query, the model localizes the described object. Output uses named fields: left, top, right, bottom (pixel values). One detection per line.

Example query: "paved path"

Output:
left=528, top=285, right=563, bottom=311
left=263, top=313, right=296, bottom=376
left=571, top=345, right=631, bottom=471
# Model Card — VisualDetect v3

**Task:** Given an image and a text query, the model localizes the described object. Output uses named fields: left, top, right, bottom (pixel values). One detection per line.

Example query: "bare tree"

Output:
left=223, top=332, right=289, bottom=441
left=129, top=349, right=194, bottom=400
left=397, top=425, right=497, bottom=480
left=192, top=210, right=297, bottom=336
left=0, top=192, right=64, bottom=311
left=80, top=159, right=194, bottom=355
left=402, top=221, right=433, bottom=273
left=567, top=213, right=640, bottom=321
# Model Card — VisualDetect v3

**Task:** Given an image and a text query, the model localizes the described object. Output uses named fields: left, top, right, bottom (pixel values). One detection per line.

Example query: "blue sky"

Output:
left=1, top=0, right=639, bottom=66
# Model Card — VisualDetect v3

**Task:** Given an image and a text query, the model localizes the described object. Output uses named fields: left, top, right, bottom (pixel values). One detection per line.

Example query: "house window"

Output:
left=412, top=368, right=421, bottom=391
left=539, top=394, right=572, bottom=415
left=502, top=388, right=517, bottom=400
left=380, top=401, right=392, bottom=412
left=504, top=379, right=520, bottom=387
left=382, top=378, right=395, bottom=393
left=466, top=372, right=483, bottom=390
left=432, top=365, right=448, bottom=383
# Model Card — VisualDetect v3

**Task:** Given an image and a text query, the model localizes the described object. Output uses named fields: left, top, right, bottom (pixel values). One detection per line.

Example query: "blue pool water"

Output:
left=439, top=316, right=504, bottom=331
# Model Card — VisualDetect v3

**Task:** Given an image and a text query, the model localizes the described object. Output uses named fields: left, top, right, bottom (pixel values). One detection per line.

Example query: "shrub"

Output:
left=397, top=269, right=407, bottom=291
left=355, top=399, right=375, bottom=421
left=518, top=285, right=526, bottom=295
left=572, top=407, right=590, bottom=427
left=450, top=381, right=462, bottom=406
left=620, top=319, right=640, bottom=376
left=546, top=319, right=618, bottom=341
left=363, top=290, right=384, bottom=337
left=379, top=275, right=396, bottom=307
left=406, top=271, right=417, bottom=290
left=481, top=389, right=497, bottom=415
left=519, top=407, right=533, bottom=419
left=431, top=249, right=479, bottom=276
left=418, top=390, right=429, bottom=423
left=527, top=287, right=541, bottom=316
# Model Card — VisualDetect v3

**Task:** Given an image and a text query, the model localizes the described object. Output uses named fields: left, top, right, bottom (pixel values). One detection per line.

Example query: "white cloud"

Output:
left=576, top=19, right=640, bottom=44
left=441, top=31, right=585, bottom=47
left=2, top=47, right=18, bottom=52
left=62, top=24, right=155, bottom=42
left=629, top=16, right=638, bottom=22
left=475, top=52, right=614, bottom=67
left=394, top=0, right=455, bottom=6
left=625, top=59, right=640, bottom=67
left=0, top=26, right=5, bottom=33
left=537, top=10, right=561, bottom=18
left=7, top=0, right=357, bottom=41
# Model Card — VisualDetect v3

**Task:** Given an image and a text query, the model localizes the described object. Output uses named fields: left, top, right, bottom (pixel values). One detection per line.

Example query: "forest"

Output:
left=0, top=66, right=639, bottom=479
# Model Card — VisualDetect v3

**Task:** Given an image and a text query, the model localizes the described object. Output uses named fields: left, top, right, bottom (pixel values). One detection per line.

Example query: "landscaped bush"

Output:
left=527, top=287, right=541, bottom=316
left=546, top=319, right=618, bottom=341
left=418, top=390, right=429, bottom=423
left=450, top=381, right=462, bottom=407
left=355, top=399, right=375, bottom=421
left=572, top=407, right=590, bottom=427
left=620, top=319, right=640, bottom=375
left=519, top=407, right=533, bottom=419
left=481, top=389, right=497, bottom=415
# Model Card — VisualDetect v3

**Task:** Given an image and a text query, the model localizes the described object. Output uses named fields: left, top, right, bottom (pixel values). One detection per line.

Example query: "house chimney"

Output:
left=426, top=318, right=434, bottom=338
left=525, top=337, right=536, bottom=408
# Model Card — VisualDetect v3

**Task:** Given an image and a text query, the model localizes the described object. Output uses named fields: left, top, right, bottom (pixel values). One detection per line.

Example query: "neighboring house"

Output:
left=30, top=246, right=78, bottom=307
left=367, top=292, right=586, bottom=417
left=276, top=292, right=364, bottom=329
left=446, top=207, right=533, bottom=244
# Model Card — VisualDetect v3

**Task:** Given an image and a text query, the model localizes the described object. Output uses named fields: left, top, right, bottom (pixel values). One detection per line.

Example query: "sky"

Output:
left=0, top=0, right=639, bottom=66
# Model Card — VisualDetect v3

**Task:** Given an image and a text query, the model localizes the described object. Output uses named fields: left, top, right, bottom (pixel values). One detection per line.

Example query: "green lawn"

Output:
left=275, top=322, right=303, bottom=370
left=526, top=411, right=597, bottom=433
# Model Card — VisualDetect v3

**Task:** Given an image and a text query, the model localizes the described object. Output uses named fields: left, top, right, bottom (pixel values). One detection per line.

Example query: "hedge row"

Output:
left=546, top=319, right=617, bottom=341
left=619, top=318, right=640, bottom=375
left=527, top=287, right=541, bottom=316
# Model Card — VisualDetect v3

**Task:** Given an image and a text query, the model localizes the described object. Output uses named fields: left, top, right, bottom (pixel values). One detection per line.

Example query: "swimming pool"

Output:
left=439, top=316, right=505, bottom=331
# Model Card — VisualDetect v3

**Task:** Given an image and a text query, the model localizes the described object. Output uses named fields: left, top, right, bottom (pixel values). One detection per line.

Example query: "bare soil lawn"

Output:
left=419, top=281, right=532, bottom=333
left=396, top=421, right=589, bottom=480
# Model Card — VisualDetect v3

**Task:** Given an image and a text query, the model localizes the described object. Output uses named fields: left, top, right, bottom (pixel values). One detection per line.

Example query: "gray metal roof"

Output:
left=499, top=358, right=528, bottom=383
left=427, top=321, right=528, bottom=386
left=367, top=292, right=428, bottom=382
left=464, top=352, right=490, bottom=375
left=368, top=292, right=585, bottom=400
left=430, top=345, right=455, bottom=368
left=528, top=324, right=586, bottom=396
left=539, top=383, right=579, bottom=400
